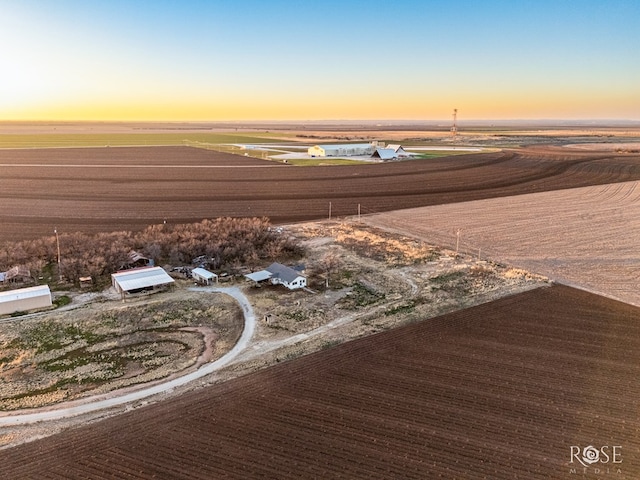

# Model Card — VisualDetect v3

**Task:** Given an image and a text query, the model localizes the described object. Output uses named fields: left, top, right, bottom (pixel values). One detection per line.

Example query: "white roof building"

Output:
left=191, top=267, right=218, bottom=285
left=0, top=285, right=52, bottom=315
left=308, top=143, right=376, bottom=158
left=386, top=144, right=410, bottom=157
left=372, top=148, right=398, bottom=161
left=111, top=267, right=175, bottom=295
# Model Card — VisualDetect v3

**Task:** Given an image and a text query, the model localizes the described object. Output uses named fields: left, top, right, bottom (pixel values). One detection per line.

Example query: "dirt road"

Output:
left=0, top=286, right=255, bottom=426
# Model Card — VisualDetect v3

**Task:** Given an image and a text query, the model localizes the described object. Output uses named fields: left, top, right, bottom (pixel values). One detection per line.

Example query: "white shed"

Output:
left=0, top=285, right=52, bottom=316
left=192, top=267, right=218, bottom=285
left=111, top=267, right=175, bottom=297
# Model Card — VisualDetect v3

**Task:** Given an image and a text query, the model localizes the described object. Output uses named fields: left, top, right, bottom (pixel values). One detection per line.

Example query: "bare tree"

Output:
left=317, top=252, right=341, bottom=288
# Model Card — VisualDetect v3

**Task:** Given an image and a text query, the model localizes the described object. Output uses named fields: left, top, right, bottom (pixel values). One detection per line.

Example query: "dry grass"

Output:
left=0, top=289, right=242, bottom=410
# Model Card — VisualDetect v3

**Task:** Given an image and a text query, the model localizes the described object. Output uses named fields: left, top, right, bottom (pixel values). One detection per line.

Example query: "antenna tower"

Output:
left=451, top=108, right=458, bottom=138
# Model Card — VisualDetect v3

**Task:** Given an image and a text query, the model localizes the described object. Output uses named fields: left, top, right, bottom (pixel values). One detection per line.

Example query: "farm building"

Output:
left=386, top=144, right=410, bottom=157
left=191, top=267, right=218, bottom=285
left=111, top=267, right=174, bottom=298
left=0, top=265, right=31, bottom=284
left=126, top=250, right=153, bottom=268
left=0, top=285, right=52, bottom=316
left=371, top=148, right=398, bottom=161
left=308, top=143, right=376, bottom=157
left=246, top=262, right=306, bottom=290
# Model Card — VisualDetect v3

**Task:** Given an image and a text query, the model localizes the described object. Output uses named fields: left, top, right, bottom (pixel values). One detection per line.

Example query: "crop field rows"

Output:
left=1, top=146, right=640, bottom=242
left=1, top=285, right=638, bottom=479
left=364, top=179, right=640, bottom=306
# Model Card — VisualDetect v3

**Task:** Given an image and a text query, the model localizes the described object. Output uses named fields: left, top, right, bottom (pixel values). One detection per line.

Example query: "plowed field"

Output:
left=0, top=285, right=638, bottom=479
left=2, top=145, right=640, bottom=242
left=364, top=180, right=640, bottom=306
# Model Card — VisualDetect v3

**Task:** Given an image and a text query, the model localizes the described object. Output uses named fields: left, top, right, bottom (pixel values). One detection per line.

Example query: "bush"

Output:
left=53, top=295, right=72, bottom=308
left=0, top=218, right=302, bottom=287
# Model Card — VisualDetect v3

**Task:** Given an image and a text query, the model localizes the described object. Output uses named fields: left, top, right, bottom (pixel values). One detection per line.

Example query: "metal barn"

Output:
left=0, top=285, right=52, bottom=315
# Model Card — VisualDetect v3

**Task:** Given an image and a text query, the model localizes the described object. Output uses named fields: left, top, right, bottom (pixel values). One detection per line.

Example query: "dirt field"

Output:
left=2, top=145, right=640, bottom=243
left=363, top=180, right=640, bottom=306
left=0, top=285, right=637, bottom=479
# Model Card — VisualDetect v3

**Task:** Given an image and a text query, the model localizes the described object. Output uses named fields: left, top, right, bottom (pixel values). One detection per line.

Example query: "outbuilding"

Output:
left=192, top=267, right=218, bottom=285
left=308, top=143, right=376, bottom=157
left=0, top=285, right=52, bottom=316
left=111, top=267, right=175, bottom=299
left=371, top=148, right=398, bottom=161
left=386, top=144, right=410, bottom=157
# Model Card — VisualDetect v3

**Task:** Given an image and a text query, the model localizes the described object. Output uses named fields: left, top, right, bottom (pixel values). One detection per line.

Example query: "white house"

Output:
left=0, top=285, right=52, bottom=316
left=308, top=143, right=376, bottom=157
left=245, top=262, right=306, bottom=290
left=191, top=267, right=218, bottom=285
left=111, top=267, right=175, bottom=298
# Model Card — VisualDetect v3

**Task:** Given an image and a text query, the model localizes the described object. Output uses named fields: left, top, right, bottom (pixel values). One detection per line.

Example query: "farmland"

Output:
left=2, top=124, right=640, bottom=478
left=363, top=179, right=640, bottom=306
left=2, top=144, right=640, bottom=243
left=0, top=285, right=638, bottom=479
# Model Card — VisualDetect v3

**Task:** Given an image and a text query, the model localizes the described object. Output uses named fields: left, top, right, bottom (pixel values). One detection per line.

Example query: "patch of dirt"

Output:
left=225, top=221, right=547, bottom=375
left=0, top=287, right=242, bottom=411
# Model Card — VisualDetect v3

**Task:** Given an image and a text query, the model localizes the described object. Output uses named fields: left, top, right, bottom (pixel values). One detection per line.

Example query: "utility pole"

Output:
left=455, top=228, right=461, bottom=256
left=54, top=227, right=62, bottom=281
left=328, top=201, right=332, bottom=220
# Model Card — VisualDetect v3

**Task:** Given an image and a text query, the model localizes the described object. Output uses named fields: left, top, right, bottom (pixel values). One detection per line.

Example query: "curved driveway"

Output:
left=0, top=286, right=255, bottom=426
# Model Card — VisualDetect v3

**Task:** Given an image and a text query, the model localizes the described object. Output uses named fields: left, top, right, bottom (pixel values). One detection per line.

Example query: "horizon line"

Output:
left=1, top=118, right=640, bottom=125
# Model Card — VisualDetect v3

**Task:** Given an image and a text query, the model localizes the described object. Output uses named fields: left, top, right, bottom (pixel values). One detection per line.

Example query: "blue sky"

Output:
left=1, top=0, right=639, bottom=120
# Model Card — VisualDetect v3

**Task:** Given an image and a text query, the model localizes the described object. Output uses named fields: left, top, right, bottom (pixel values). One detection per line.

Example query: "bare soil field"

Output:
left=363, top=180, right=640, bottom=306
left=1, top=285, right=638, bottom=479
left=2, top=145, right=640, bottom=243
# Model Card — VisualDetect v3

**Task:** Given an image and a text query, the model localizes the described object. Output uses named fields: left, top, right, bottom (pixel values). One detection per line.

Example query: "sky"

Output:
left=1, top=0, right=639, bottom=121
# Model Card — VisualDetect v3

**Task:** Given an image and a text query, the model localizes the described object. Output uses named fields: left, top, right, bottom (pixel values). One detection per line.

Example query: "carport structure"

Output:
left=111, top=267, right=174, bottom=300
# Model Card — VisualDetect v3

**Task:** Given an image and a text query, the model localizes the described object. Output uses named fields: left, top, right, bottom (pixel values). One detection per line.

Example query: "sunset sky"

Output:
left=1, top=0, right=639, bottom=121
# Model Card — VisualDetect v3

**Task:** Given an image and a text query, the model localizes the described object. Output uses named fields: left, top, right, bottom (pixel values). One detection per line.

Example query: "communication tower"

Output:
left=451, top=108, right=458, bottom=138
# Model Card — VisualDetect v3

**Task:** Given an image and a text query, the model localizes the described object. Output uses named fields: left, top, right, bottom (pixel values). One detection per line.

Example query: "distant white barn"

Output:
left=386, top=144, right=410, bottom=157
left=111, top=267, right=175, bottom=299
left=371, top=148, right=398, bottom=161
left=245, top=262, right=306, bottom=290
left=308, top=143, right=376, bottom=157
left=0, top=285, right=52, bottom=316
left=191, top=267, right=218, bottom=285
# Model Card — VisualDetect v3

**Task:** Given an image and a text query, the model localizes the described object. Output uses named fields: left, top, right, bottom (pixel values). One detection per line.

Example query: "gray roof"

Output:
left=246, top=270, right=272, bottom=283
left=112, top=267, right=174, bottom=292
left=266, top=262, right=304, bottom=283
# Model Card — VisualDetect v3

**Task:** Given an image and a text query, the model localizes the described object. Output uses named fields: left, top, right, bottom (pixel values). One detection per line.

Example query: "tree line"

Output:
left=0, top=217, right=302, bottom=286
